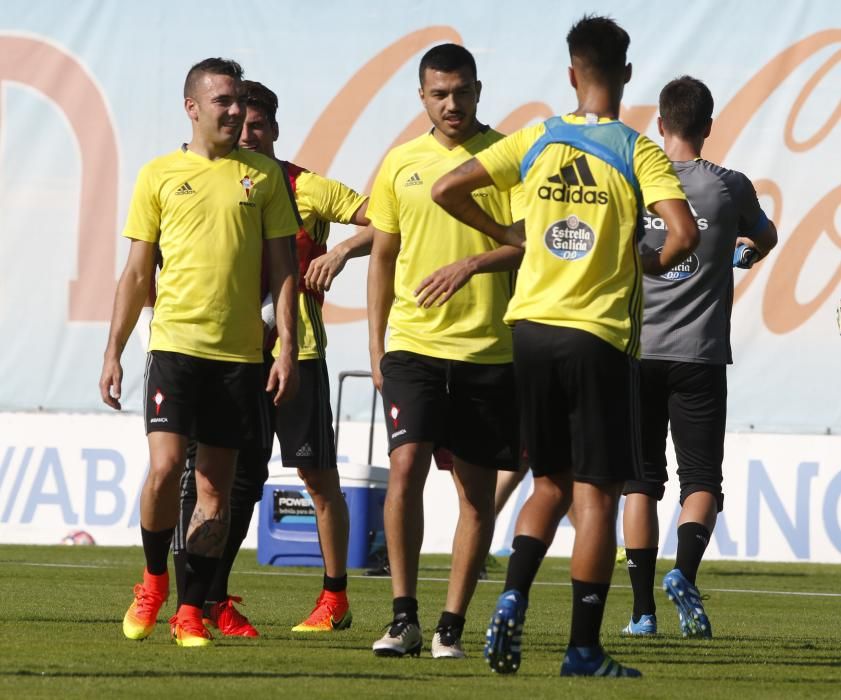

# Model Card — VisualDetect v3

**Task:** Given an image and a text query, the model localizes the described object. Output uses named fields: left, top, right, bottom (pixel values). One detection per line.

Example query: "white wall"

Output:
left=2, top=412, right=840, bottom=564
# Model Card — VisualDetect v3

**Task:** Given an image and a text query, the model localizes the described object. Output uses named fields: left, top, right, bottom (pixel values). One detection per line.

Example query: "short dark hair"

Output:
left=183, top=58, right=243, bottom=98
left=566, top=15, right=630, bottom=81
left=659, top=76, right=714, bottom=139
left=240, top=80, right=279, bottom=127
left=418, top=43, right=477, bottom=85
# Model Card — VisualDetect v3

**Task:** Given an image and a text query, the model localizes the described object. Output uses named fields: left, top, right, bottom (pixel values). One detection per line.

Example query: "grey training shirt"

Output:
left=640, top=158, right=768, bottom=365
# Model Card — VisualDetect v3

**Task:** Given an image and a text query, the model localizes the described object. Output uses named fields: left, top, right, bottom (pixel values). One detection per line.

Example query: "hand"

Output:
left=414, top=259, right=474, bottom=308
left=99, top=356, right=124, bottom=410
left=266, top=354, right=299, bottom=405
left=304, top=248, right=348, bottom=293
left=370, top=348, right=384, bottom=393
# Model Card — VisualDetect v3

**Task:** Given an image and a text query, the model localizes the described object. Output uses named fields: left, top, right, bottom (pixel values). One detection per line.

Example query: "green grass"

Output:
left=1, top=545, right=839, bottom=698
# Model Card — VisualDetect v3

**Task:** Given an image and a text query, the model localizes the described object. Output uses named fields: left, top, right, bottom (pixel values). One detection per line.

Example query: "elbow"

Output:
left=430, top=177, right=451, bottom=208
left=764, top=221, right=779, bottom=252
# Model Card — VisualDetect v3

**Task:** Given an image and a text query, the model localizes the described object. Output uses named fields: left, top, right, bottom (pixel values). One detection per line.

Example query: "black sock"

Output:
left=182, top=553, right=219, bottom=609
left=141, top=526, right=174, bottom=576
left=436, top=610, right=465, bottom=634
left=392, top=596, right=419, bottom=624
left=503, top=535, right=548, bottom=599
left=625, top=547, right=658, bottom=619
left=675, top=523, right=710, bottom=584
left=324, top=573, right=348, bottom=593
left=569, top=579, right=610, bottom=648
left=205, top=501, right=255, bottom=603
left=173, top=548, right=187, bottom=609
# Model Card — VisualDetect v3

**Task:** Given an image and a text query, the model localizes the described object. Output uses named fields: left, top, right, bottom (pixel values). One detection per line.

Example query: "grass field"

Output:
left=1, top=545, right=839, bottom=699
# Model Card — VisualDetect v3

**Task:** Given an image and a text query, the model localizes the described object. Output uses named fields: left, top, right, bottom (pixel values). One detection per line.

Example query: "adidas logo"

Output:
left=295, top=443, right=313, bottom=457
left=404, top=172, right=423, bottom=187
left=627, top=558, right=637, bottom=568
left=174, top=181, right=195, bottom=196
left=538, top=156, right=607, bottom=204
left=581, top=593, right=603, bottom=605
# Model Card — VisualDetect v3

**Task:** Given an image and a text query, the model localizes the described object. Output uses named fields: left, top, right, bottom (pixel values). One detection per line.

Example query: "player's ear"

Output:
left=568, top=66, right=577, bottom=89
left=475, top=79, right=482, bottom=103
left=703, top=118, right=713, bottom=138
left=184, top=96, right=198, bottom=121
left=657, top=116, right=665, bottom=137
left=272, top=123, right=279, bottom=142
left=624, top=63, right=632, bottom=84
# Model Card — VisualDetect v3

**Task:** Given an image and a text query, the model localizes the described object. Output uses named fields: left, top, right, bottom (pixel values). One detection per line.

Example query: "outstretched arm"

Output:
left=99, top=239, right=157, bottom=410
left=432, top=158, right=524, bottom=248
left=266, top=236, right=300, bottom=405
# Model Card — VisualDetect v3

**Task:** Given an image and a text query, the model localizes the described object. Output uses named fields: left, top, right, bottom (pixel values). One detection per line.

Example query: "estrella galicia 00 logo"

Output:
left=657, top=246, right=700, bottom=281
left=544, top=215, right=596, bottom=260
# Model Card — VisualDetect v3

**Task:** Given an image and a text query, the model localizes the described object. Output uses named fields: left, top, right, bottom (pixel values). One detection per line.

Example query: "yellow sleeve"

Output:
left=634, top=135, right=686, bottom=208
left=366, top=151, right=401, bottom=234
left=122, top=162, right=161, bottom=243
left=296, top=171, right=368, bottom=225
left=262, top=160, right=302, bottom=240
left=476, top=124, right=544, bottom=193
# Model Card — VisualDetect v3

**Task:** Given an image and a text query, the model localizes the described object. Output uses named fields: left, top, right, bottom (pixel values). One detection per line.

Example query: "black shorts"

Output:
left=514, top=321, right=642, bottom=483
left=179, top=353, right=275, bottom=506
left=379, top=350, right=518, bottom=470
left=623, top=360, right=726, bottom=511
left=275, top=358, right=336, bottom=470
left=144, top=350, right=270, bottom=450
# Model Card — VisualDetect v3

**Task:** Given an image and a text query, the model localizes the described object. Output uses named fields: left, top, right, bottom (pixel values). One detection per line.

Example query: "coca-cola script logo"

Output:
left=4, top=27, right=839, bottom=333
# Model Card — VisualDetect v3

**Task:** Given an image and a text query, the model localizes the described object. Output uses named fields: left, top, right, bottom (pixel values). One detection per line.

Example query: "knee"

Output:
left=533, top=477, right=571, bottom=510
left=145, top=458, right=182, bottom=496
left=299, top=469, right=341, bottom=505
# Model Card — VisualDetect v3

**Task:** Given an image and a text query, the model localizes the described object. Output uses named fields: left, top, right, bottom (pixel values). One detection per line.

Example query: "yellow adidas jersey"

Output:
left=123, top=147, right=299, bottom=363
left=476, top=115, right=685, bottom=356
left=275, top=170, right=367, bottom=361
left=368, top=128, right=522, bottom=364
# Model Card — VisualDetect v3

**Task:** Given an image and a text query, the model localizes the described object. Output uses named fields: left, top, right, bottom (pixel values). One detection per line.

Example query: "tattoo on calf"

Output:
left=186, top=506, right=231, bottom=558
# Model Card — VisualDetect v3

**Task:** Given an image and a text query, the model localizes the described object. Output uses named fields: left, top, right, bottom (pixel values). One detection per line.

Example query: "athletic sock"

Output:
left=675, top=522, right=710, bottom=584
left=323, top=573, right=348, bottom=593
left=503, top=534, right=549, bottom=598
left=435, top=610, right=465, bottom=635
left=173, top=548, right=187, bottom=609
left=182, top=553, right=219, bottom=609
left=569, top=579, right=610, bottom=648
left=625, top=547, right=658, bottom=619
left=205, top=501, right=255, bottom=603
left=392, top=596, right=419, bottom=625
left=140, top=526, right=174, bottom=576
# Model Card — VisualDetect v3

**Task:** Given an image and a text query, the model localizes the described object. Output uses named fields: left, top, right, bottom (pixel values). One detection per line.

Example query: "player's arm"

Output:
left=735, top=178, right=778, bottom=265
left=367, top=227, right=399, bottom=392
left=640, top=198, right=699, bottom=274
left=266, top=235, right=300, bottom=405
left=414, top=222, right=524, bottom=308
left=305, top=208, right=374, bottom=293
left=432, top=159, right=525, bottom=248
left=99, top=239, right=158, bottom=410
left=745, top=219, right=778, bottom=257
left=304, top=180, right=373, bottom=292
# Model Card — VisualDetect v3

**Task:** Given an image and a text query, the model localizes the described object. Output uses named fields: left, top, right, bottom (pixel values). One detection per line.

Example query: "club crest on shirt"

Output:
left=239, top=175, right=257, bottom=207
left=543, top=215, right=595, bottom=261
